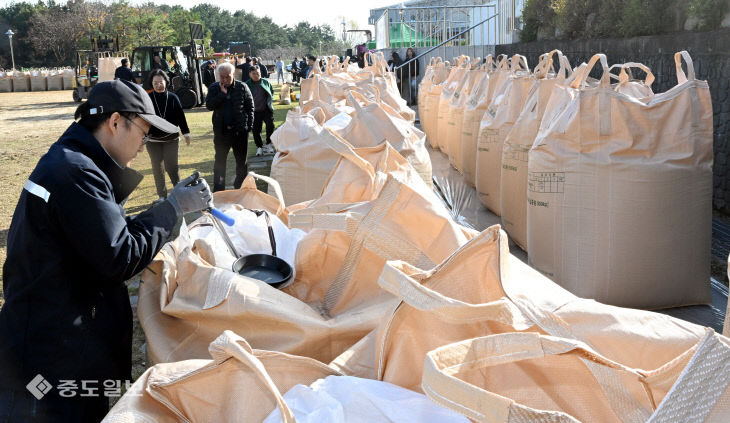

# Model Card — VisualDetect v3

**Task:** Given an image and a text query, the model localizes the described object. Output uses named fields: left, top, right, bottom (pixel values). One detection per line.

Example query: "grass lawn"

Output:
left=0, top=80, right=301, bottom=382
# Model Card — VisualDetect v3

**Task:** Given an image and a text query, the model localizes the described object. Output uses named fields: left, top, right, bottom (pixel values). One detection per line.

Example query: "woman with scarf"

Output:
left=146, top=69, right=191, bottom=203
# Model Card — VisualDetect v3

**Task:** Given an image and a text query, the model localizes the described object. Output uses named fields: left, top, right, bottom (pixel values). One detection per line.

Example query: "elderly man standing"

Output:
left=205, top=62, right=254, bottom=191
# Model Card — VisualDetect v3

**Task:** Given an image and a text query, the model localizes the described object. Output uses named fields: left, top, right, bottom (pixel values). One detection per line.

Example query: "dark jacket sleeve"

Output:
left=242, top=84, right=255, bottom=130
left=170, top=94, right=190, bottom=134
left=206, top=83, right=226, bottom=110
left=52, top=165, right=177, bottom=287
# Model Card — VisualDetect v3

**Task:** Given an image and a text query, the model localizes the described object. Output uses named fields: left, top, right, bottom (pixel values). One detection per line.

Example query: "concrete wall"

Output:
left=495, top=29, right=730, bottom=211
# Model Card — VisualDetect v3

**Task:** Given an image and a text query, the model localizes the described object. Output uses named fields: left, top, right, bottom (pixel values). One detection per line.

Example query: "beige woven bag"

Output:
left=269, top=108, right=352, bottom=205
left=527, top=52, right=712, bottom=308
left=102, top=331, right=340, bottom=422
left=330, top=225, right=711, bottom=396
left=475, top=55, right=533, bottom=216
left=500, top=50, right=573, bottom=249
left=459, top=55, right=505, bottom=186
left=421, top=59, right=451, bottom=147
left=435, top=56, right=471, bottom=151
left=288, top=175, right=475, bottom=318
left=445, top=58, right=486, bottom=172
left=338, top=90, right=432, bottom=187
left=305, top=140, right=434, bottom=210
left=422, top=330, right=730, bottom=423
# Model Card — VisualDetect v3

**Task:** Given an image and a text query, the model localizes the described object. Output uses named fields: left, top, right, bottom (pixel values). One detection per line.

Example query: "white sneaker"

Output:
left=256, top=147, right=263, bottom=156
left=264, top=144, right=275, bottom=154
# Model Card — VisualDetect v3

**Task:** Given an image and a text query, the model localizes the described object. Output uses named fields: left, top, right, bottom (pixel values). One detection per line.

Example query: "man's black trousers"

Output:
left=252, top=109, right=275, bottom=148
left=213, top=127, right=249, bottom=192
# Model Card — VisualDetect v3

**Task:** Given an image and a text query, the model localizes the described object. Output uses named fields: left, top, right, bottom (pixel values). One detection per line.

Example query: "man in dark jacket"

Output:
left=291, top=57, right=300, bottom=84
left=151, top=54, right=169, bottom=72
left=114, top=58, right=134, bottom=82
left=245, top=66, right=275, bottom=156
left=236, top=55, right=252, bottom=82
left=202, top=60, right=216, bottom=88
left=299, top=57, right=311, bottom=79
left=206, top=62, right=254, bottom=191
left=0, top=79, right=213, bottom=422
left=256, top=57, right=269, bottom=78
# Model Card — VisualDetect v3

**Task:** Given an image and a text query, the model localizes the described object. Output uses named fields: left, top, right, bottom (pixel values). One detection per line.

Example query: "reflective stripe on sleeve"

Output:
left=24, top=179, right=51, bottom=203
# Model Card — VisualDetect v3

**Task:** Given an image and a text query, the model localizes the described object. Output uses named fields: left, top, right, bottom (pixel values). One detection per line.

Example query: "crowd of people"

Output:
left=118, top=49, right=420, bottom=203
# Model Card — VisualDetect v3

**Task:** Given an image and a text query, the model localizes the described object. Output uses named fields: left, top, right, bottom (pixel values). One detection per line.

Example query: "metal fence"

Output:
left=373, top=0, right=525, bottom=50
left=375, top=4, right=504, bottom=111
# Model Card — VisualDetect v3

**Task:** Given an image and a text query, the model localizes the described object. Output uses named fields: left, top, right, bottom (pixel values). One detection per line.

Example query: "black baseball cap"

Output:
left=86, top=79, right=179, bottom=135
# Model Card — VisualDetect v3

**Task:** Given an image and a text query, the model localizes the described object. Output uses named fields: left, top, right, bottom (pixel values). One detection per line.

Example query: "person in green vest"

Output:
left=245, top=66, right=275, bottom=156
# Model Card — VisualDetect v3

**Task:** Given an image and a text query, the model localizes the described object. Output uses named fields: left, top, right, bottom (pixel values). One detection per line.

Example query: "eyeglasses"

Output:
left=123, top=115, right=151, bottom=144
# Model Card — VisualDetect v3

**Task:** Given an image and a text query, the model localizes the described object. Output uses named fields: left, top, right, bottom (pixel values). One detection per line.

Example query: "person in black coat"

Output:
left=146, top=69, right=192, bottom=202
left=256, top=57, right=269, bottom=78
left=0, top=79, right=212, bottom=423
left=401, top=47, right=420, bottom=105
left=114, top=58, right=134, bottom=82
left=291, top=57, right=300, bottom=84
left=205, top=62, right=255, bottom=191
left=202, top=60, right=216, bottom=88
left=236, top=55, right=252, bottom=81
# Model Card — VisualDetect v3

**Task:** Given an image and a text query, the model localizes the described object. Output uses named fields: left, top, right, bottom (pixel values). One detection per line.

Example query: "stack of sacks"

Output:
left=444, top=57, right=484, bottom=171
left=500, top=50, right=574, bottom=249
left=299, top=74, right=356, bottom=119
left=0, top=70, right=12, bottom=92
left=30, top=69, right=48, bottom=91
left=460, top=54, right=511, bottom=185
left=97, top=57, right=124, bottom=82
left=12, top=71, right=29, bottom=92
left=434, top=56, right=471, bottom=151
left=140, top=139, right=470, bottom=365
left=330, top=225, right=730, bottom=422
left=475, top=55, right=534, bottom=216
left=46, top=68, right=65, bottom=91
left=62, top=68, right=74, bottom=90
left=103, top=331, right=469, bottom=423
left=268, top=107, right=351, bottom=206
left=272, top=60, right=432, bottom=205
left=418, top=57, right=450, bottom=144
left=360, top=51, right=416, bottom=123
left=334, top=90, right=432, bottom=188
left=499, top=53, right=655, bottom=251
left=300, top=53, right=413, bottom=124
left=527, top=52, right=712, bottom=309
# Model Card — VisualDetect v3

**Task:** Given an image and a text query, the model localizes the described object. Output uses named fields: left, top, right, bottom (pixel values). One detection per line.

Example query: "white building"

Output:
left=369, top=0, right=523, bottom=50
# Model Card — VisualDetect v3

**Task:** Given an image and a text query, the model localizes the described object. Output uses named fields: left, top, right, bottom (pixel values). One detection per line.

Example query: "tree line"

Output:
left=0, top=0, right=345, bottom=69
left=521, top=0, right=729, bottom=43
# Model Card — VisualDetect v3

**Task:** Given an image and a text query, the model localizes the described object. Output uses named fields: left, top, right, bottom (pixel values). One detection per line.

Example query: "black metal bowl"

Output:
left=232, top=253, right=293, bottom=288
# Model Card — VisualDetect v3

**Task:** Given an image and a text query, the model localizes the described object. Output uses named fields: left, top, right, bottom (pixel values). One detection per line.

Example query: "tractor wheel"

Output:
left=73, top=88, right=82, bottom=102
left=177, top=88, right=197, bottom=109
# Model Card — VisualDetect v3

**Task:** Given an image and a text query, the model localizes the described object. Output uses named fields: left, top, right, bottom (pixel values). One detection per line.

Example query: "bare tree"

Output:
left=28, top=8, right=86, bottom=65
